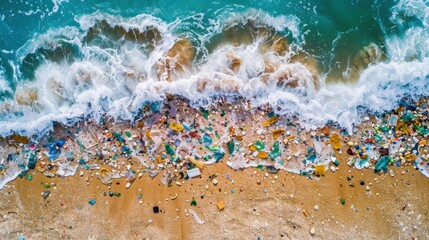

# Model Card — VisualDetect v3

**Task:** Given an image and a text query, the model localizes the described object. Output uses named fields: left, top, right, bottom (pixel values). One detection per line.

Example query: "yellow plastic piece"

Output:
left=170, top=121, right=184, bottom=132
left=314, top=164, right=325, bottom=176
left=248, top=145, right=257, bottom=151
left=404, top=153, right=417, bottom=161
left=155, top=155, right=162, bottom=163
left=188, top=157, right=204, bottom=169
left=217, top=201, right=225, bottom=211
left=257, top=152, right=269, bottom=159
left=262, top=116, right=278, bottom=127
left=330, top=133, right=342, bottom=150
left=302, top=209, right=308, bottom=217
left=272, top=129, right=285, bottom=139
left=100, top=168, right=110, bottom=176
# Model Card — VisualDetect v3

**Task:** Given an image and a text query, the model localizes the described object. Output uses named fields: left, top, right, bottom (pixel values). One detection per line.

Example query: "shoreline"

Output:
left=1, top=95, right=429, bottom=239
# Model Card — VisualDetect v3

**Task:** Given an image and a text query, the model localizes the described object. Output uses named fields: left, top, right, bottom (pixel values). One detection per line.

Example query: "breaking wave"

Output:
left=0, top=1, right=428, bottom=137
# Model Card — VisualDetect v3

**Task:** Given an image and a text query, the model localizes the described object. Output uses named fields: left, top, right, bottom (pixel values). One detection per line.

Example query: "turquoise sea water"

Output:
left=0, top=0, right=428, bottom=136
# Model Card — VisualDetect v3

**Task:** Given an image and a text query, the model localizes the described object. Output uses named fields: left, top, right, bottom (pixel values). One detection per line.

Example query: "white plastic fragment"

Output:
left=187, top=168, right=201, bottom=178
left=188, top=209, right=205, bottom=224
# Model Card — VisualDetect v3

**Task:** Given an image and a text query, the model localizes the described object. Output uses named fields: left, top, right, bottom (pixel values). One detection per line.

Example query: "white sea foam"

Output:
left=0, top=2, right=429, bottom=137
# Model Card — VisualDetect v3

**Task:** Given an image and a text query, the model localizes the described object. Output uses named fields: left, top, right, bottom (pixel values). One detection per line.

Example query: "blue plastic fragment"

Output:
left=88, top=199, right=96, bottom=205
left=48, top=139, right=66, bottom=160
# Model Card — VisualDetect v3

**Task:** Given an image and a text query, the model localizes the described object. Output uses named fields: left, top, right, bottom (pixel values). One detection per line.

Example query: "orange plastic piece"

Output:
left=217, top=201, right=225, bottom=211
left=320, top=126, right=330, bottom=135
left=272, top=129, right=285, bottom=139
left=229, top=126, right=235, bottom=135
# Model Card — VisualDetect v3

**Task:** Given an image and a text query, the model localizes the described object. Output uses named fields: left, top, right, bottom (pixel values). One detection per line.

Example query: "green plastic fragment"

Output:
left=255, top=141, right=265, bottom=151
left=286, top=122, right=296, bottom=127
left=227, top=140, right=235, bottom=155
left=414, top=124, right=429, bottom=136
left=207, top=146, right=221, bottom=152
left=340, top=199, right=346, bottom=205
left=214, top=150, right=225, bottom=161
left=200, top=108, right=209, bottom=119
left=374, top=156, right=391, bottom=173
left=256, top=165, right=265, bottom=171
left=269, top=141, right=280, bottom=159
left=220, top=109, right=226, bottom=117
left=202, top=133, right=213, bottom=147
left=268, top=111, right=276, bottom=118
left=164, top=143, right=176, bottom=156
left=378, top=126, right=389, bottom=133
left=374, top=134, right=382, bottom=143
left=75, top=139, right=85, bottom=153
left=191, top=198, right=197, bottom=206
left=113, top=132, right=125, bottom=142
left=401, top=113, right=415, bottom=123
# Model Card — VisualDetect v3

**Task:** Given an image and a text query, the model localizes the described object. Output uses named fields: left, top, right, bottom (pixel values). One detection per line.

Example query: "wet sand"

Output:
left=0, top=98, right=428, bottom=239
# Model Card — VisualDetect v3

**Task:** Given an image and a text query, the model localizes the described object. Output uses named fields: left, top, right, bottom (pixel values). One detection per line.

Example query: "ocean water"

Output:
left=0, top=0, right=429, bottom=136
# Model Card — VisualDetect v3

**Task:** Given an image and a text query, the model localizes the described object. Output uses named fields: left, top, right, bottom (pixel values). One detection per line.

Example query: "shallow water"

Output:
left=0, top=0, right=428, bottom=136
